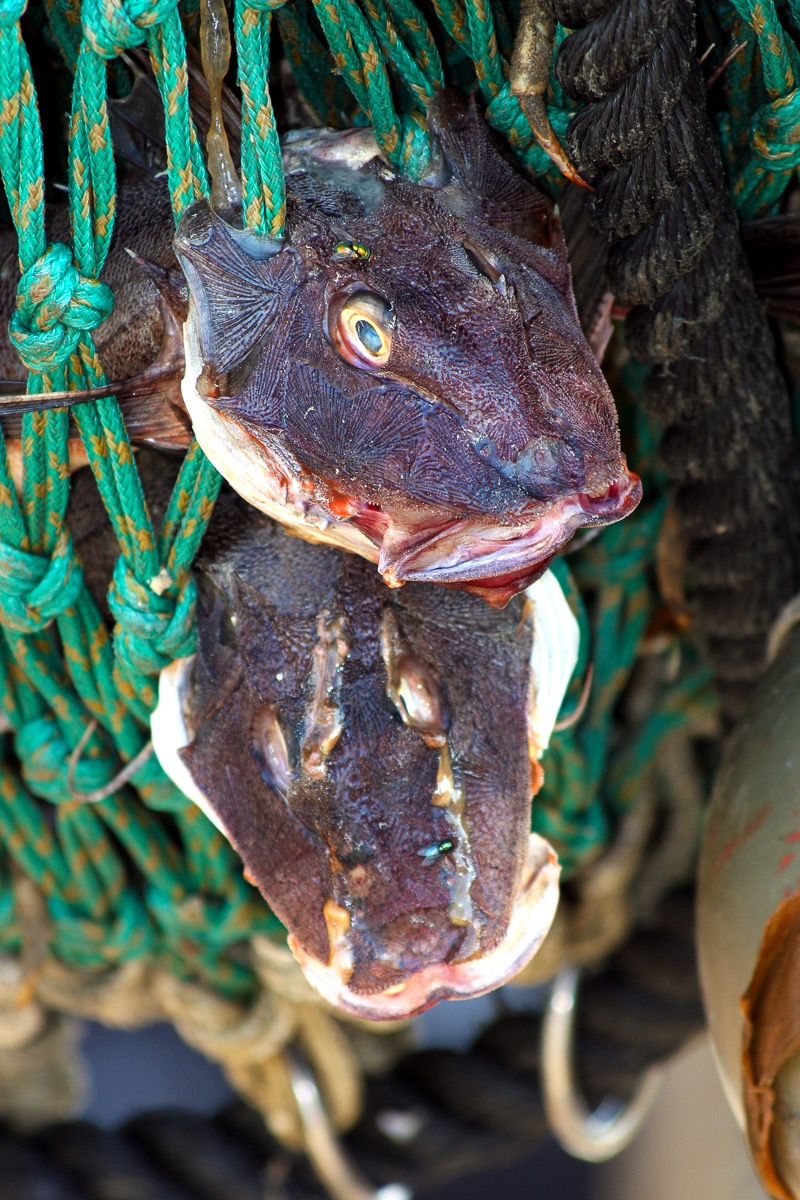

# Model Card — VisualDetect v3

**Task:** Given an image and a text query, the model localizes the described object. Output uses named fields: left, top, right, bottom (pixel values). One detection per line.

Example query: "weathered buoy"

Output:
left=698, top=621, right=800, bottom=1199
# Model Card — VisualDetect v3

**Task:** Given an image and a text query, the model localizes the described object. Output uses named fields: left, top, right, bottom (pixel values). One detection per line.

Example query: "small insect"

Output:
left=417, top=837, right=456, bottom=865
left=332, top=240, right=373, bottom=262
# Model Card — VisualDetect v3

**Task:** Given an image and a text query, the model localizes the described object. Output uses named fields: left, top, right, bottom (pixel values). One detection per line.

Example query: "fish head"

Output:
left=151, top=505, right=573, bottom=1019
left=174, top=92, right=640, bottom=607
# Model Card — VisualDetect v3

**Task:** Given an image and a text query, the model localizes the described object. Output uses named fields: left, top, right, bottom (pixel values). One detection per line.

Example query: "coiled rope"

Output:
left=0, top=890, right=701, bottom=1198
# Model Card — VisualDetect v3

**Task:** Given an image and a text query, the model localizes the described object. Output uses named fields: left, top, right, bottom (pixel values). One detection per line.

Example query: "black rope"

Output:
left=553, top=0, right=800, bottom=721
left=0, top=890, right=702, bottom=1198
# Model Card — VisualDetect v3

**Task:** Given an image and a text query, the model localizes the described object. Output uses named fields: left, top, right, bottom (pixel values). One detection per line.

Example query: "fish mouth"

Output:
left=288, top=834, right=560, bottom=1021
left=377, top=470, right=642, bottom=605
left=180, top=349, right=641, bottom=606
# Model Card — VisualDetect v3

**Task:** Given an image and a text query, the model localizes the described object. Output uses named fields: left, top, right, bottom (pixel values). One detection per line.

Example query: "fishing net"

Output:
left=0, top=0, right=796, bottom=1167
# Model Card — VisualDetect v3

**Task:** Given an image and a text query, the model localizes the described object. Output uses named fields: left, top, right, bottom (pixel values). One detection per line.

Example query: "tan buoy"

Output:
left=697, top=620, right=800, bottom=1199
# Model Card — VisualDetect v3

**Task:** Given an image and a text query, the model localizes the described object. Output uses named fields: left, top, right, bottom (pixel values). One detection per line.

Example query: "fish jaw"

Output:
left=181, top=342, right=641, bottom=606
left=288, top=833, right=560, bottom=1020
left=377, top=468, right=642, bottom=603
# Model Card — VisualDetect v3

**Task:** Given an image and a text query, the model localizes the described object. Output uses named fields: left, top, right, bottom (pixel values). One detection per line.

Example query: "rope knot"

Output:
left=9, top=243, right=113, bottom=374
left=0, top=0, right=26, bottom=28
left=16, top=714, right=115, bottom=803
left=0, top=531, right=83, bottom=632
left=81, top=0, right=177, bottom=58
left=751, top=89, right=800, bottom=169
left=109, top=557, right=197, bottom=678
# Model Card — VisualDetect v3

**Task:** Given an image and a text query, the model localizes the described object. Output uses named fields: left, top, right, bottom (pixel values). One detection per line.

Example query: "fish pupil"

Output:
left=356, top=319, right=382, bottom=354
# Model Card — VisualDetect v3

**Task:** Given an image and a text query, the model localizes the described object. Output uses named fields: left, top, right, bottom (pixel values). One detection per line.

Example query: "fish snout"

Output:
left=367, top=907, right=467, bottom=976
left=514, top=434, right=585, bottom=499
left=473, top=432, right=586, bottom=500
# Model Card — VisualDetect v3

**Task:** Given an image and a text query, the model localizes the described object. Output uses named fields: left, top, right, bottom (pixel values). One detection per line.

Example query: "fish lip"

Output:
left=378, top=469, right=642, bottom=589
left=288, top=834, right=560, bottom=1021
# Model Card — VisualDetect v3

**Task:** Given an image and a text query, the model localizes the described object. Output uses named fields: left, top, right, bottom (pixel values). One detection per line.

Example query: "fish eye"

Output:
left=355, top=318, right=382, bottom=354
left=329, top=291, right=395, bottom=370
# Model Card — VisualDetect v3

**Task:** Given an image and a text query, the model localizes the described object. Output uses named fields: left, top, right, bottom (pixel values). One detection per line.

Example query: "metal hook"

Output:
left=540, top=966, right=664, bottom=1162
left=287, top=1050, right=411, bottom=1200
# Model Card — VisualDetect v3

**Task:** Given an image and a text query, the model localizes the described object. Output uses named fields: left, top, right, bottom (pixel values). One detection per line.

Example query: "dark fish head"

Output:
left=174, top=93, right=640, bottom=607
left=151, top=507, right=572, bottom=1018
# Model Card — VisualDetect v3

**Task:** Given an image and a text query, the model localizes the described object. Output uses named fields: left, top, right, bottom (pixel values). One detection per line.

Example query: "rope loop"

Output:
left=81, top=0, right=177, bottom=58
left=0, top=531, right=83, bottom=633
left=0, top=0, right=26, bottom=29
left=109, top=557, right=197, bottom=679
left=750, top=89, right=800, bottom=168
left=16, top=714, right=116, bottom=803
left=240, top=0, right=290, bottom=9
left=9, top=243, right=113, bottom=374
left=486, top=82, right=536, bottom=149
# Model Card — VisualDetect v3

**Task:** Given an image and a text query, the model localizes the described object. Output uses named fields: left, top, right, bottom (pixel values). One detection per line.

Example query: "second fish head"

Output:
left=152, top=503, right=574, bottom=1019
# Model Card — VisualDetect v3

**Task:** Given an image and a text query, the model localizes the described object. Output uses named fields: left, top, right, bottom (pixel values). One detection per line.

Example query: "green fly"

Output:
left=418, top=837, right=456, bottom=865
left=333, top=240, right=372, bottom=263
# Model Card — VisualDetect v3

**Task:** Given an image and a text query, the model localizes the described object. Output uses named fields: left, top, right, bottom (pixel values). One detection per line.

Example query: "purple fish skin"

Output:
left=153, top=490, right=562, bottom=1019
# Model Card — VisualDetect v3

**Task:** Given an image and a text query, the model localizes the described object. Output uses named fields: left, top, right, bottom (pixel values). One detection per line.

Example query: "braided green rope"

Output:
left=304, top=0, right=434, bottom=174
left=235, top=1, right=286, bottom=235
left=705, top=0, right=800, bottom=217
left=0, top=0, right=276, bottom=998
left=276, top=0, right=358, bottom=126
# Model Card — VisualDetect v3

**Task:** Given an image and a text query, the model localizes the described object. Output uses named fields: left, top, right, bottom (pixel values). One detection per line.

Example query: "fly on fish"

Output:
left=151, top=488, right=578, bottom=1020
left=0, top=91, right=640, bottom=607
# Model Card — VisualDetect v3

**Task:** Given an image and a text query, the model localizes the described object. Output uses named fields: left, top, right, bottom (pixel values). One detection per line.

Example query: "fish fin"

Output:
left=175, top=202, right=300, bottom=376
left=742, top=212, right=800, bottom=326
left=112, top=45, right=242, bottom=174
left=429, top=90, right=557, bottom=248
left=0, top=395, right=191, bottom=453
left=117, top=391, right=193, bottom=450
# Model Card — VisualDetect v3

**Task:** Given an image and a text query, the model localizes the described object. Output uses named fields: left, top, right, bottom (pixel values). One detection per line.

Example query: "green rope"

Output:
left=702, top=0, right=800, bottom=217
left=0, top=0, right=273, bottom=998
left=235, top=0, right=286, bottom=235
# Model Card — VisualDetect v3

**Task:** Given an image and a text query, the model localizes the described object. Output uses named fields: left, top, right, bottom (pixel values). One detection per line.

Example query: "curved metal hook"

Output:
left=541, top=966, right=664, bottom=1162
left=287, top=1050, right=411, bottom=1200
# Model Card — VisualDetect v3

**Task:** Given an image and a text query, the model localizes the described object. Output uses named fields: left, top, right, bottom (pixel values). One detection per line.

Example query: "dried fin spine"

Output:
left=251, top=703, right=292, bottom=796
left=380, top=610, right=448, bottom=747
